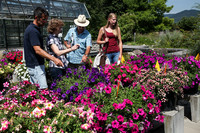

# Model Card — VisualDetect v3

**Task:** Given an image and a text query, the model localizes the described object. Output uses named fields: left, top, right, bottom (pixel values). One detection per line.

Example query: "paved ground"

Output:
left=184, top=117, right=200, bottom=133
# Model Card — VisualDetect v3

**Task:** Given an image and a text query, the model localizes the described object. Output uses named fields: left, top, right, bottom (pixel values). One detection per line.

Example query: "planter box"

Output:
left=162, top=106, right=184, bottom=133
left=190, top=95, right=200, bottom=123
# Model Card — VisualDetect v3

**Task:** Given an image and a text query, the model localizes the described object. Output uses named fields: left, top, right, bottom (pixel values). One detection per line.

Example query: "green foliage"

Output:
left=135, top=33, right=159, bottom=46
left=78, top=0, right=127, bottom=40
left=118, top=13, right=137, bottom=42
left=78, top=0, right=174, bottom=40
left=0, top=100, right=90, bottom=132
left=123, top=0, right=173, bottom=33
left=158, top=30, right=184, bottom=48
left=177, top=16, right=200, bottom=31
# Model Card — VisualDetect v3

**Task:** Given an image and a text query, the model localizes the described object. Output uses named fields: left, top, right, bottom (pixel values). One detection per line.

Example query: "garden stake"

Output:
left=195, top=53, right=199, bottom=61
left=155, top=60, right=160, bottom=72
left=117, top=78, right=120, bottom=97
left=164, top=63, right=167, bottom=74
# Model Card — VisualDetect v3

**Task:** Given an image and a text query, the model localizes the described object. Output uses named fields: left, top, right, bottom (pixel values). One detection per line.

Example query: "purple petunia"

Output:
left=66, top=90, right=71, bottom=94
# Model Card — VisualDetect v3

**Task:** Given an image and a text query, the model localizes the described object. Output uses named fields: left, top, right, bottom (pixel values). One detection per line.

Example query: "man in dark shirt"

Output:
left=24, top=7, right=63, bottom=89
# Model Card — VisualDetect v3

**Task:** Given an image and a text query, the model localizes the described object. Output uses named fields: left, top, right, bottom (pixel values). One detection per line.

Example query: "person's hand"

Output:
left=118, top=54, right=122, bottom=61
left=81, top=55, right=87, bottom=63
left=53, top=58, right=64, bottom=67
left=105, top=37, right=109, bottom=43
left=71, top=44, right=80, bottom=50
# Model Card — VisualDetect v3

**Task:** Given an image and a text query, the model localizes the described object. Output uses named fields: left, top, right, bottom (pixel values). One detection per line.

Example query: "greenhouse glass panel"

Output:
left=0, top=0, right=90, bottom=48
left=0, top=0, right=9, bottom=14
left=7, top=1, right=24, bottom=15
left=0, top=0, right=90, bottom=21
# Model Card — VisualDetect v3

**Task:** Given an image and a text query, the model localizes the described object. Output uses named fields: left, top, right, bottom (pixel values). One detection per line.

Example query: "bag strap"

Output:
left=99, top=27, right=108, bottom=54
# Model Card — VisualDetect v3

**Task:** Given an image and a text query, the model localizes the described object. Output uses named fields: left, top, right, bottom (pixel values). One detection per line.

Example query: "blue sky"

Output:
left=166, top=0, right=200, bottom=14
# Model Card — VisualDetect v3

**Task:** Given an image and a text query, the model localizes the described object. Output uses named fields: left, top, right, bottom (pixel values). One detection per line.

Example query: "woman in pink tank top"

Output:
left=96, top=13, right=123, bottom=64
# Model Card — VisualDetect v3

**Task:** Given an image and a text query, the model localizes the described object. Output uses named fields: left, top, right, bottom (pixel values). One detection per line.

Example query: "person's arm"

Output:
left=81, top=46, right=91, bottom=63
left=50, top=44, right=79, bottom=56
left=64, top=40, right=71, bottom=48
left=96, top=27, right=109, bottom=44
left=118, top=27, right=123, bottom=60
left=33, top=45, right=64, bottom=67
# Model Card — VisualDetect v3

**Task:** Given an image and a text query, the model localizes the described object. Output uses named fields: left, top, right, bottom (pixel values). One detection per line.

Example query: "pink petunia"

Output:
left=140, top=85, right=146, bottom=92
left=111, top=120, right=119, bottom=128
left=77, top=106, right=84, bottom=113
left=113, top=103, right=118, bottom=110
left=149, top=94, right=155, bottom=99
left=29, top=90, right=37, bottom=97
left=81, top=123, right=91, bottom=130
left=124, top=99, right=133, bottom=105
left=118, top=102, right=126, bottom=110
left=142, top=94, right=147, bottom=101
left=87, top=110, right=95, bottom=121
left=44, top=102, right=54, bottom=110
left=1, top=120, right=10, bottom=131
left=40, top=108, right=46, bottom=116
left=75, top=94, right=83, bottom=102
left=117, top=115, right=124, bottom=122
left=79, top=111, right=87, bottom=118
left=154, top=106, right=160, bottom=114
left=43, top=125, right=52, bottom=133
left=104, top=86, right=112, bottom=94
left=101, top=113, right=108, bottom=121
left=131, top=124, right=139, bottom=133
left=118, top=75, right=122, bottom=79
left=3, top=82, right=9, bottom=87
left=129, top=119, right=134, bottom=127
left=155, top=115, right=165, bottom=123
left=147, top=103, right=153, bottom=109
left=26, top=130, right=33, bottom=133
left=122, top=73, right=126, bottom=77
left=132, top=113, right=139, bottom=120
left=138, top=108, right=145, bottom=116
left=33, top=110, right=42, bottom=118
left=106, top=128, right=112, bottom=133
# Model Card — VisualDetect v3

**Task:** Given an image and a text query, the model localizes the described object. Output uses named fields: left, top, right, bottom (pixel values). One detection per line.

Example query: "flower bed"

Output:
left=0, top=49, right=199, bottom=132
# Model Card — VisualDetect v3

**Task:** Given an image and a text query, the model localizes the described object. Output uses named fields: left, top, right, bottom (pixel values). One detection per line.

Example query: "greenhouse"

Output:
left=0, top=0, right=90, bottom=49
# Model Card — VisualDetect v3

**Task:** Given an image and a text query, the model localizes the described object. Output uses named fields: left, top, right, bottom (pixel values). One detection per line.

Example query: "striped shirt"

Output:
left=46, top=34, right=68, bottom=68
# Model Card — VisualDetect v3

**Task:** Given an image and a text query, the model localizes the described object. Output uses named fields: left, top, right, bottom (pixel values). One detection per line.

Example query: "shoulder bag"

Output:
left=93, top=28, right=110, bottom=68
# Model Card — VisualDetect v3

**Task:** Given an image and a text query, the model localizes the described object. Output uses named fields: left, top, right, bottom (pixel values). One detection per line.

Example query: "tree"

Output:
left=177, top=16, right=200, bottom=31
left=123, top=0, right=174, bottom=33
left=118, top=13, right=138, bottom=42
left=78, top=0, right=127, bottom=40
left=78, top=0, right=174, bottom=40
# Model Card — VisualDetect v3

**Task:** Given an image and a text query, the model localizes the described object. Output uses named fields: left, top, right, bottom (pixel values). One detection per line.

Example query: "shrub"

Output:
left=50, top=66, right=109, bottom=102
left=158, top=30, right=184, bottom=48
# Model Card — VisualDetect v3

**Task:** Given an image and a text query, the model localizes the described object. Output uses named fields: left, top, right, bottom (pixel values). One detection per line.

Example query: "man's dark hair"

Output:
left=34, top=7, right=49, bottom=19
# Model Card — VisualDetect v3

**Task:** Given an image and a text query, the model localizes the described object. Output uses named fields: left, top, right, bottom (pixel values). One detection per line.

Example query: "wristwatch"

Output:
left=84, top=54, right=88, bottom=57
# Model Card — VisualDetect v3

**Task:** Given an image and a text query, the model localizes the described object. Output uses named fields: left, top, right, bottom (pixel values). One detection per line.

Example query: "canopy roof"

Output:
left=0, top=0, right=90, bottom=22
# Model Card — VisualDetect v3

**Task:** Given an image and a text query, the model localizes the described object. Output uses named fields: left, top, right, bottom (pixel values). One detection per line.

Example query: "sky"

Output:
left=166, top=0, right=200, bottom=14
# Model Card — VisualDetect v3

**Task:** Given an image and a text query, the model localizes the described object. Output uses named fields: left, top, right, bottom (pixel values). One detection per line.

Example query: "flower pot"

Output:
left=0, top=77, right=3, bottom=91
left=161, top=92, right=177, bottom=111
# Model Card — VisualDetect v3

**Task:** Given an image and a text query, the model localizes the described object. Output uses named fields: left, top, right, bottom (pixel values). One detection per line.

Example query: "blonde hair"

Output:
left=47, top=18, right=64, bottom=33
left=105, top=13, right=119, bottom=37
